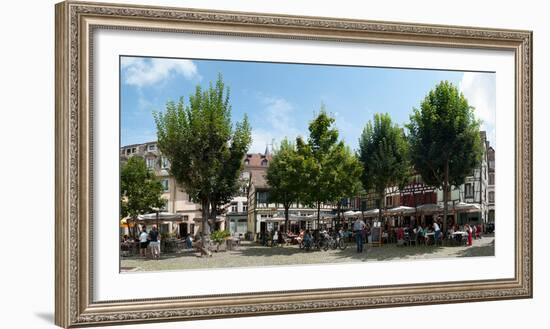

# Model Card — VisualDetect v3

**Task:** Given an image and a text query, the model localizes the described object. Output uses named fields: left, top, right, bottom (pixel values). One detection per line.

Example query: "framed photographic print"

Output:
left=55, top=1, right=533, bottom=327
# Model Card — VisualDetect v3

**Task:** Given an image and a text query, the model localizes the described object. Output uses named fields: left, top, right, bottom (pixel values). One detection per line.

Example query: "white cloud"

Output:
left=249, top=96, right=303, bottom=154
left=459, top=72, right=496, bottom=147
left=121, top=57, right=200, bottom=87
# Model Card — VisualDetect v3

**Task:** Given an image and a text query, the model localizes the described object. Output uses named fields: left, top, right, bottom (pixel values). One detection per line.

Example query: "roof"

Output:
left=244, top=153, right=272, bottom=169
left=249, top=169, right=269, bottom=189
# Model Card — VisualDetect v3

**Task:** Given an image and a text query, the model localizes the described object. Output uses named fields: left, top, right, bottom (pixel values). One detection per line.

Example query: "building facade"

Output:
left=245, top=148, right=334, bottom=239
left=435, top=131, right=491, bottom=225
left=487, top=146, right=495, bottom=223
left=120, top=142, right=203, bottom=237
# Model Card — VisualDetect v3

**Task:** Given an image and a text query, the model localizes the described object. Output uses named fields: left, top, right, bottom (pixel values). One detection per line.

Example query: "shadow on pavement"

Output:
left=456, top=240, right=495, bottom=257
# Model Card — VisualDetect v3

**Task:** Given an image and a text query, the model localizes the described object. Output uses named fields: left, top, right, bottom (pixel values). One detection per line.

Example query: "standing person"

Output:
left=138, top=225, right=149, bottom=258
left=433, top=221, right=441, bottom=245
left=185, top=234, right=193, bottom=249
left=149, top=225, right=161, bottom=259
left=472, top=223, right=477, bottom=240
left=353, top=217, right=366, bottom=253
left=465, top=224, right=473, bottom=246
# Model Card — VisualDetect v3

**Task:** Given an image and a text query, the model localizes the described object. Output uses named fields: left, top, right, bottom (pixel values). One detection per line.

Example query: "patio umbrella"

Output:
left=453, top=202, right=481, bottom=212
left=416, top=203, right=443, bottom=213
left=363, top=208, right=380, bottom=217
left=386, top=206, right=415, bottom=215
left=137, top=212, right=183, bottom=221
left=343, top=210, right=356, bottom=218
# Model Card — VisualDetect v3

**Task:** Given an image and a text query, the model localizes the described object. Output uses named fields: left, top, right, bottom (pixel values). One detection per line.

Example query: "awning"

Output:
left=416, top=203, right=443, bottom=213
left=137, top=212, right=183, bottom=221
left=453, top=202, right=481, bottom=212
left=386, top=206, right=416, bottom=215
left=363, top=209, right=380, bottom=217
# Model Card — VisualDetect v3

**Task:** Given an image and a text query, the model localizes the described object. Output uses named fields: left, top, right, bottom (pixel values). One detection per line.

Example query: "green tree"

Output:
left=297, top=107, right=361, bottom=226
left=359, top=113, right=410, bottom=222
left=266, top=138, right=302, bottom=231
left=407, top=81, right=483, bottom=233
left=330, top=143, right=363, bottom=223
left=154, top=75, right=251, bottom=236
left=120, top=156, right=166, bottom=237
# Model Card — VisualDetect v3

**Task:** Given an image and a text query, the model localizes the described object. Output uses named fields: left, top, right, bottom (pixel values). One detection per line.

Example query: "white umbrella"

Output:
left=263, top=217, right=287, bottom=222
left=137, top=212, right=183, bottom=221
left=289, top=214, right=315, bottom=221
left=343, top=210, right=356, bottom=218
left=416, top=203, right=443, bottom=213
left=453, top=202, right=481, bottom=212
left=386, top=206, right=415, bottom=215
left=363, top=209, right=380, bottom=217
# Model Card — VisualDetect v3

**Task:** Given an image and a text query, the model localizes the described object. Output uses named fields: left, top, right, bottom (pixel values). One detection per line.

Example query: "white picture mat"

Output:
left=93, top=29, right=515, bottom=302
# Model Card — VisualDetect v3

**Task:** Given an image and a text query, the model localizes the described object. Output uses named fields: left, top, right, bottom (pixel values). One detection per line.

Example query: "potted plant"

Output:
left=210, top=230, right=230, bottom=252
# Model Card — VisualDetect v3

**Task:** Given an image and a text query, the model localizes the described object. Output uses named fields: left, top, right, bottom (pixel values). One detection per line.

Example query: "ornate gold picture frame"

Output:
left=55, top=1, right=532, bottom=327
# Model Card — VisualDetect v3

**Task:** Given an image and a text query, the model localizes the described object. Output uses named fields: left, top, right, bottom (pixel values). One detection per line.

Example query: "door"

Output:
left=179, top=223, right=188, bottom=237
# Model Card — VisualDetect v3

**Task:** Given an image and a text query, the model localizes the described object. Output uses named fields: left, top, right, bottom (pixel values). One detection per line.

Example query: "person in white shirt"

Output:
left=138, top=225, right=149, bottom=258
left=353, top=218, right=366, bottom=253
left=433, top=221, right=441, bottom=244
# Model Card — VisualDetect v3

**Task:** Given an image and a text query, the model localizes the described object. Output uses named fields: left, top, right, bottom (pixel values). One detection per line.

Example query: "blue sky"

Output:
left=120, top=56, right=496, bottom=153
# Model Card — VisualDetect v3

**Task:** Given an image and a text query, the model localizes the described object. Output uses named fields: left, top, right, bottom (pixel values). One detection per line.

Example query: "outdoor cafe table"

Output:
left=451, top=231, right=468, bottom=245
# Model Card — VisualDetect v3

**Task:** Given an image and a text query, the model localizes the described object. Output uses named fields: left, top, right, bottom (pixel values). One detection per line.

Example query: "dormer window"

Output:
left=148, top=144, right=156, bottom=151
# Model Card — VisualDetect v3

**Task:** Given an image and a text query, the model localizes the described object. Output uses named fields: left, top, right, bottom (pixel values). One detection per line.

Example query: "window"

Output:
left=161, top=179, right=169, bottom=192
left=131, top=147, right=136, bottom=153
left=146, top=158, right=156, bottom=169
left=489, top=173, right=495, bottom=185
left=258, top=191, right=269, bottom=204
left=243, top=205, right=248, bottom=212
left=188, top=194, right=192, bottom=202
left=161, top=156, right=170, bottom=169
left=489, top=191, right=495, bottom=202
left=261, top=159, right=268, bottom=166
left=465, top=183, right=473, bottom=198
left=231, top=205, right=238, bottom=213
left=148, top=144, right=156, bottom=151
left=244, top=159, right=249, bottom=166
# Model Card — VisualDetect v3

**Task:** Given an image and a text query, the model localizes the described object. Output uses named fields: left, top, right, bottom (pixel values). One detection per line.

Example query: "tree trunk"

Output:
left=284, top=206, right=289, bottom=233
left=201, top=200, right=211, bottom=236
left=317, top=201, right=321, bottom=229
left=210, top=200, right=217, bottom=231
left=378, top=192, right=384, bottom=223
left=443, top=160, right=449, bottom=234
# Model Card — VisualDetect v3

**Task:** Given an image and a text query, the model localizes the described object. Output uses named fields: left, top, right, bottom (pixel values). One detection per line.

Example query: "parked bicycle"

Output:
left=329, top=231, right=347, bottom=250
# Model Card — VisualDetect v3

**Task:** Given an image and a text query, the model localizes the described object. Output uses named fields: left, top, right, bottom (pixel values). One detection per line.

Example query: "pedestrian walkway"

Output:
left=121, top=235, right=495, bottom=272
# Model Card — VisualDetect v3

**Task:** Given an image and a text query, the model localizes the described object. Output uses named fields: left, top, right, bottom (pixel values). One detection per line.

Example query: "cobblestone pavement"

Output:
left=121, top=234, right=495, bottom=272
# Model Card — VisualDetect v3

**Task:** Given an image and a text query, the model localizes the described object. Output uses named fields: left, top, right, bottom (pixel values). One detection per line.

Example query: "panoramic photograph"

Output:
left=119, top=56, right=496, bottom=272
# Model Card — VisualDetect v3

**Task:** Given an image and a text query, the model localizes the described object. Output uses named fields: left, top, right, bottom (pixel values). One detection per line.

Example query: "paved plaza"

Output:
left=121, top=234, right=495, bottom=272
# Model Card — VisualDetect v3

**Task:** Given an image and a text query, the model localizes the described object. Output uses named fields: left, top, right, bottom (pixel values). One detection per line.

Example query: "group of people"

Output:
left=448, top=223, right=483, bottom=246
left=394, top=221, right=442, bottom=246
left=137, top=225, right=161, bottom=259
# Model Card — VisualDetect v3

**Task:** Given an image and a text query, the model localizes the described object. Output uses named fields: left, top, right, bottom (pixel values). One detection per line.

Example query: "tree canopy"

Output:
left=359, top=113, right=410, bottom=220
left=154, top=75, right=251, bottom=235
left=296, top=107, right=363, bottom=224
left=407, top=80, right=483, bottom=232
left=266, top=138, right=303, bottom=229
left=120, top=156, right=165, bottom=236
